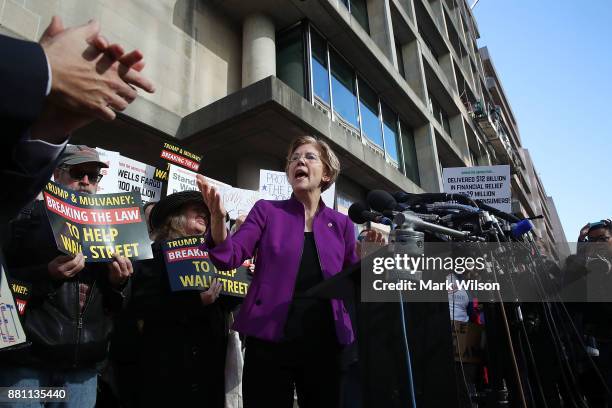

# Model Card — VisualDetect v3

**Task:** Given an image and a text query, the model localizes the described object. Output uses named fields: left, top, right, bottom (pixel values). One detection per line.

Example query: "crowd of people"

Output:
left=2, top=14, right=612, bottom=408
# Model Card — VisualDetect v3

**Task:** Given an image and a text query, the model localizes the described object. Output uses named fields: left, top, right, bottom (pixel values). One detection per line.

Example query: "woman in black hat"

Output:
left=112, top=191, right=233, bottom=407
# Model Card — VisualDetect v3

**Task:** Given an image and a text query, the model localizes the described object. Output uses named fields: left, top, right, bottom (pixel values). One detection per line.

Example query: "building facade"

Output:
left=1, top=0, right=567, bottom=254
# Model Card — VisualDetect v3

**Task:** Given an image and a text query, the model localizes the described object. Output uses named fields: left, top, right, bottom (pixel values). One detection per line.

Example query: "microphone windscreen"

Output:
left=367, top=190, right=397, bottom=213
left=348, top=202, right=370, bottom=224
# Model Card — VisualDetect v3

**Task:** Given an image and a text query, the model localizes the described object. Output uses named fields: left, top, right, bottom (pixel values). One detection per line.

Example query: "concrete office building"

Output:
left=1, top=0, right=566, bottom=254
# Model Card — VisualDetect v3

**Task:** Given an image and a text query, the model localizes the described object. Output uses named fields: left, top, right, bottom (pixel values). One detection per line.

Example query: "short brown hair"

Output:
left=285, top=136, right=340, bottom=192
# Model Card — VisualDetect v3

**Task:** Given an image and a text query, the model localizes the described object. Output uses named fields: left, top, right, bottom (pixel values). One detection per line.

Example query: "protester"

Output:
left=143, top=200, right=157, bottom=239
left=1, top=16, right=154, bottom=221
left=566, top=220, right=612, bottom=406
left=0, top=145, right=133, bottom=408
left=198, top=135, right=365, bottom=407
left=124, top=190, right=235, bottom=407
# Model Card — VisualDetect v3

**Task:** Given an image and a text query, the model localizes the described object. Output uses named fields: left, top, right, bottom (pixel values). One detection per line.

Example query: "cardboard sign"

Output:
left=259, top=169, right=336, bottom=208
left=154, top=141, right=203, bottom=181
left=442, top=165, right=511, bottom=213
left=162, top=236, right=251, bottom=298
left=43, top=181, right=153, bottom=262
left=0, top=255, right=27, bottom=349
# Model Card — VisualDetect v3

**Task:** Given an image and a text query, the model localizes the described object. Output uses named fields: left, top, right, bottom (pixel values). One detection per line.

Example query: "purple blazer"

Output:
left=202, top=195, right=358, bottom=345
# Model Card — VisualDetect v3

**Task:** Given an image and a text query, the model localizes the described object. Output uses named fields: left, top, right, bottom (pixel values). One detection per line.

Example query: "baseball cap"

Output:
left=58, top=145, right=108, bottom=168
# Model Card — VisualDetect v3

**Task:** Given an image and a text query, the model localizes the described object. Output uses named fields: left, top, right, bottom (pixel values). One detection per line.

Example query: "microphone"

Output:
left=367, top=190, right=401, bottom=213
left=510, top=219, right=534, bottom=239
left=367, top=190, right=468, bottom=238
left=393, top=191, right=477, bottom=207
left=348, top=201, right=392, bottom=225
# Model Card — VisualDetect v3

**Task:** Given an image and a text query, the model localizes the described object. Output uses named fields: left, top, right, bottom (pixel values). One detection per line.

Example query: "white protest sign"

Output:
left=167, top=164, right=198, bottom=194
left=116, top=156, right=162, bottom=203
left=259, top=169, right=335, bottom=208
left=0, top=261, right=27, bottom=349
left=442, top=165, right=511, bottom=213
left=167, top=166, right=255, bottom=219
left=223, top=187, right=261, bottom=220
left=95, top=148, right=120, bottom=195
left=259, top=169, right=293, bottom=200
left=322, top=184, right=336, bottom=209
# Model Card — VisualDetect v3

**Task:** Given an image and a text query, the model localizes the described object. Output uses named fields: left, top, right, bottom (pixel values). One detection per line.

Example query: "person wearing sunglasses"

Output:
left=0, top=145, right=133, bottom=408
left=51, top=145, right=106, bottom=194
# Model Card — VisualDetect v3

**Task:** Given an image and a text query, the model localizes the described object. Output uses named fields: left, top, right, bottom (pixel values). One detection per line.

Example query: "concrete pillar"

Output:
left=428, top=0, right=445, bottom=30
left=401, top=39, right=427, bottom=102
left=398, top=0, right=417, bottom=24
left=242, top=13, right=276, bottom=87
left=414, top=123, right=442, bottom=192
left=366, top=0, right=396, bottom=64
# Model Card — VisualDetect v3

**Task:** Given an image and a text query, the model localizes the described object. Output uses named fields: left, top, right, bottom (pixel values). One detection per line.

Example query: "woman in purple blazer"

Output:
left=197, top=136, right=362, bottom=408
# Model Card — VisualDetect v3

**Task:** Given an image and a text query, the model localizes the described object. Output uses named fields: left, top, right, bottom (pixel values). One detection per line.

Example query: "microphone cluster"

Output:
left=348, top=189, right=534, bottom=243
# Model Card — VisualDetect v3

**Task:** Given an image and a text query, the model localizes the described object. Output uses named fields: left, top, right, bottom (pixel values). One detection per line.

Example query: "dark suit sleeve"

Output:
left=0, top=34, right=49, bottom=139
left=0, top=34, right=59, bottom=221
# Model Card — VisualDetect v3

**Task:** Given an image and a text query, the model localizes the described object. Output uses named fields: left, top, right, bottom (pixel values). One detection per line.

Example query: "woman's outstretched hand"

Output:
left=196, top=174, right=228, bottom=245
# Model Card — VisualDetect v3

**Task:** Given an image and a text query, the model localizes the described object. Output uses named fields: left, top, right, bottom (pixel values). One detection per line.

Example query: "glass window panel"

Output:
left=351, top=0, right=370, bottom=33
left=330, top=50, right=359, bottom=128
left=277, top=26, right=305, bottom=97
left=358, top=79, right=383, bottom=147
left=311, top=31, right=330, bottom=104
left=400, top=120, right=420, bottom=185
left=381, top=103, right=400, bottom=162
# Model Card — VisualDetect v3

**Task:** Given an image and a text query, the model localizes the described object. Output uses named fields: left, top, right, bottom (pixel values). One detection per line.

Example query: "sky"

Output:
left=471, top=0, right=612, bottom=241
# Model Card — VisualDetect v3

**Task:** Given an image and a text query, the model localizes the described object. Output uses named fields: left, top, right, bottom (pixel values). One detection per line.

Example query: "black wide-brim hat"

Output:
left=150, top=190, right=209, bottom=230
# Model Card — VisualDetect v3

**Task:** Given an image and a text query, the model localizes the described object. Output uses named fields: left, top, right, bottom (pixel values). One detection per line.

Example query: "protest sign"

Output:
left=0, top=257, right=27, bottom=350
left=116, top=156, right=162, bottom=203
left=8, top=279, right=30, bottom=317
left=168, top=165, right=258, bottom=219
left=223, top=187, right=261, bottom=220
left=95, top=147, right=120, bottom=195
left=43, top=181, right=153, bottom=262
left=154, top=141, right=202, bottom=181
left=259, top=169, right=335, bottom=208
left=162, top=236, right=251, bottom=298
left=442, top=165, right=511, bottom=213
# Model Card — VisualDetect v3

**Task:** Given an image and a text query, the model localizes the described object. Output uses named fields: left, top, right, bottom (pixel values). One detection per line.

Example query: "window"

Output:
left=429, top=93, right=451, bottom=137
left=330, top=50, right=359, bottom=129
left=358, top=79, right=383, bottom=147
left=340, top=0, right=370, bottom=33
left=421, top=31, right=439, bottom=61
left=350, top=0, right=370, bottom=33
left=277, top=25, right=306, bottom=97
left=311, top=30, right=330, bottom=104
left=381, top=102, right=400, bottom=163
left=400, top=120, right=420, bottom=185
